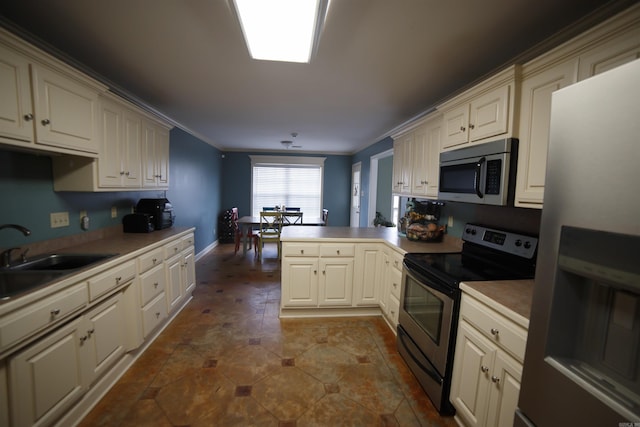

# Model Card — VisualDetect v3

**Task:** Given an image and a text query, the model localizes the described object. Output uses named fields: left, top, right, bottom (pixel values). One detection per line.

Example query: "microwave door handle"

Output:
left=475, top=157, right=486, bottom=198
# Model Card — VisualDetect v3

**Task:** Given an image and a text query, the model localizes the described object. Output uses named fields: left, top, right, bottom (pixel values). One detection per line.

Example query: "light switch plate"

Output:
left=111, top=206, right=117, bottom=218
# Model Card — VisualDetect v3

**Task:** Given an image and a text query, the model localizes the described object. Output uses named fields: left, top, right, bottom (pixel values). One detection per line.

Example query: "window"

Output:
left=250, top=155, right=325, bottom=217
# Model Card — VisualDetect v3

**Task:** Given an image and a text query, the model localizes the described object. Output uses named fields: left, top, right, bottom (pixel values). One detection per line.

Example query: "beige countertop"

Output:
left=460, top=279, right=534, bottom=328
left=280, top=226, right=462, bottom=254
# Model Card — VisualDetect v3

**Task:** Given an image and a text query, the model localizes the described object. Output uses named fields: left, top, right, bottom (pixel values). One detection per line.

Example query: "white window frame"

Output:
left=249, top=155, right=325, bottom=217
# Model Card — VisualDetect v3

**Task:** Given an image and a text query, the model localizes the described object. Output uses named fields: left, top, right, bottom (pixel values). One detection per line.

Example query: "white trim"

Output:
left=196, top=239, right=219, bottom=262
left=249, top=155, right=326, bottom=166
left=368, top=148, right=394, bottom=228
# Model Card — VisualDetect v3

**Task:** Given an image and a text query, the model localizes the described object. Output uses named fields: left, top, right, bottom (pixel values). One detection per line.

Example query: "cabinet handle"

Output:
left=41, top=118, right=50, bottom=126
left=314, top=270, right=317, bottom=275
left=491, top=375, right=500, bottom=384
left=51, top=308, right=61, bottom=316
left=460, top=126, right=465, bottom=132
left=490, top=328, right=499, bottom=335
left=120, top=171, right=125, bottom=175
left=125, top=171, right=130, bottom=176
left=153, top=282, right=159, bottom=288
left=87, top=328, right=95, bottom=337
left=300, top=249, right=304, bottom=254
left=469, top=124, right=475, bottom=130
left=481, top=365, right=489, bottom=373
left=23, top=113, right=34, bottom=121
left=336, top=250, right=340, bottom=255
left=393, top=282, right=398, bottom=288
left=80, top=335, right=88, bottom=344
left=155, top=312, right=160, bottom=319
left=115, top=276, right=122, bottom=284
left=152, top=258, right=158, bottom=264
left=322, top=270, right=326, bottom=275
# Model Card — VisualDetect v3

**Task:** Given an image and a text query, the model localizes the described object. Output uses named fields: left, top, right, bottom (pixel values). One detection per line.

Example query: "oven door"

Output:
left=398, top=262, right=457, bottom=376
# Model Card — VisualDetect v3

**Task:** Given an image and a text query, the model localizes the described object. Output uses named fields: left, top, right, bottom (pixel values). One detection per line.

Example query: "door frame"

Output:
left=367, top=148, right=393, bottom=228
left=350, top=162, right=362, bottom=227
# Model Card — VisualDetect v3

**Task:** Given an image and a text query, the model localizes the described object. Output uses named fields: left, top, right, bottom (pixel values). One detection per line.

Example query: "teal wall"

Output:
left=0, top=128, right=221, bottom=254
left=220, top=151, right=352, bottom=226
left=375, top=155, right=393, bottom=223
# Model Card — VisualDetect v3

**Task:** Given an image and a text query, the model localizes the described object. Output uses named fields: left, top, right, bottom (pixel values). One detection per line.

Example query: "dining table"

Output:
left=237, top=213, right=325, bottom=254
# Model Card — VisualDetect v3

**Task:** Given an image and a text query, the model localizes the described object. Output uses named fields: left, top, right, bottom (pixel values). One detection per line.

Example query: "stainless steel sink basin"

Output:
left=0, top=270, right=67, bottom=300
left=0, top=253, right=117, bottom=300
left=8, top=253, right=116, bottom=271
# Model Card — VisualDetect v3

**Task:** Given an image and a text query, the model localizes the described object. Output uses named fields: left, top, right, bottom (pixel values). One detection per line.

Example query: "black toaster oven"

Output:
left=135, top=198, right=174, bottom=230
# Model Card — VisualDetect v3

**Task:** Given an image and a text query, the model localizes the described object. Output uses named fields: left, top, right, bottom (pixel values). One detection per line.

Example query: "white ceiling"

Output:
left=0, top=0, right=630, bottom=154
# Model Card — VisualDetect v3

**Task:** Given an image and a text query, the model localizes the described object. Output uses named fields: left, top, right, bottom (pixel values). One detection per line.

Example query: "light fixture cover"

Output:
left=233, top=0, right=327, bottom=63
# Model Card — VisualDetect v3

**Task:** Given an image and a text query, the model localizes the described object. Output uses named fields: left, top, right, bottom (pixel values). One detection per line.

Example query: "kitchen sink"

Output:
left=8, top=253, right=116, bottom=271
left=0, top=253, right=117, bottom=300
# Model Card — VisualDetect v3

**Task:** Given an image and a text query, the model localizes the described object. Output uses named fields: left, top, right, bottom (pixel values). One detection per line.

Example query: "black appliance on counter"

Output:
left=135, top=198, right=174, bottom=230
left=397, top=223, right=538, bottom=415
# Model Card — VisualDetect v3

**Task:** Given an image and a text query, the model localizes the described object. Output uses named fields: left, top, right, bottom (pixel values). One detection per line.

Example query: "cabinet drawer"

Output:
left=389, top=267, right=402, bottom=300
left=138, top=247, right=164, bottom=274
left=141, top=292, right=167, bottom=338
left=88, top=260, right=136, bottom=301
left=282, top=243, right=320, bottom=257
left=319, top=244, right=355, bottom=257
left=460, top=294, right=527, bottom=362
left=181, top=233, right=195, bottom=251
left=388, top=250, right=404, bottom=272
left=0, top=282, right=88, bottom=351
left=387, top=293, right=400, bottom=325
left=139, top=264, right=165, bottom=306
left=164, top=239, right=182, bottom=260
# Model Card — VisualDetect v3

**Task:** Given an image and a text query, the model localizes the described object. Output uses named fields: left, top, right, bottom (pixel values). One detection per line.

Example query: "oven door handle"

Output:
left=475, top=156, right=486, bottom=199
left=398, top=327, right=444, bottom=385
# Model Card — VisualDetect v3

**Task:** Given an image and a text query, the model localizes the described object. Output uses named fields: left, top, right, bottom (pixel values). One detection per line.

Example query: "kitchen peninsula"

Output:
left=279, top=225, right=461, bottom=324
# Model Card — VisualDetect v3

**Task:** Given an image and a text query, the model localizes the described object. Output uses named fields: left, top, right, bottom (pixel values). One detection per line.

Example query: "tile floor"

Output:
left=79, top=243, right=457, bottom=426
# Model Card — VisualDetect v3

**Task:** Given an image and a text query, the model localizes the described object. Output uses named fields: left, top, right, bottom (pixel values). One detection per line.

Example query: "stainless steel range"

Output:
left=397, top=223, right=538, bottom=414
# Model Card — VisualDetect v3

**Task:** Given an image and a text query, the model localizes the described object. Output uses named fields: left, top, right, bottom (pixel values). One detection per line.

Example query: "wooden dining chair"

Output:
left=258, top=211, right=282, bottom=259
left=283, top=211, right=303, bottom=225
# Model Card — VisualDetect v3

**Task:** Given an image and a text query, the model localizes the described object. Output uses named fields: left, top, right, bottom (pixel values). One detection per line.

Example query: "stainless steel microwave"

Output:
left=438, top=138, right=517, bottom=206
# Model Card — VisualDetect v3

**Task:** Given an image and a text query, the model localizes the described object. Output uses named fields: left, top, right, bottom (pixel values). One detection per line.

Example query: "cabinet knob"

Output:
left=336, top=250, right=340, bottom=255
left=51, top=308, right=61, bottom=316
left=153, top=282, right=159, bottom=288
left=460, top=126, right=465, bottom=132
left=490, top=328, right=499, bottom=335
left=120, top=171, right=125, bottom=175
left=125, top=171, right=130, bottom=176
left=23, top=113, right=34, bottom=121
left=314, top=270, right=317, bottom=275
left=152, top=258, right=157, bottom=264
left=87, top=328, right=95, bottom=336
left=300, top=249, right=304, bottom=254
left=80, top=335, right=88, bottom=343
left=155, top=312, right=160, bottom=318
left=491, top=375, right=500, bottom=384
left=115, top=276, right=122, bottom=284
left=41, top=118, right=51, bottom=126
left=481, top=365, right=489, bottom=373
left=469, top=124, right=475, bottom=130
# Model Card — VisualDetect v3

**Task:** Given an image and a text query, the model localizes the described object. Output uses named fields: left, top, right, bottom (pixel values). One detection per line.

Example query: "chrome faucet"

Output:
left=1, top=224, right=32, bottom=268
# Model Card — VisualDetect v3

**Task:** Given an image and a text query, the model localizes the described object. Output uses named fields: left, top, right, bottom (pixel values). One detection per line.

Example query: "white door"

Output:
left=350, top=162, right=361, bottom=227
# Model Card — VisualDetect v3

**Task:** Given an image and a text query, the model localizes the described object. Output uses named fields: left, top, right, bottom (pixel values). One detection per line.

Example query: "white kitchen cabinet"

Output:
left=282, top=258, right=319, bottom=307
left=577, top=25, right=640, bottom=80
left=410, top=114, right=442, bottom=198
left=142, top=121, right=170, bottom=188
left=0, top=43, right=33, bottom=146
left=165, top=235, right=195, bottom=313
left=0, top=37, right=103, bottom=157
left=514, top=59, right=578, bottom=208
left=353, top=244, right=382, bottom=306
left=439, top=67, right=517, bottom=151
left=392, top=132, right=413, bottom=194
left=318, top=244, right=355, bottom=306
left=380, top=248, right=403, bottom=328
left=450, top=293, right=527, bottom=427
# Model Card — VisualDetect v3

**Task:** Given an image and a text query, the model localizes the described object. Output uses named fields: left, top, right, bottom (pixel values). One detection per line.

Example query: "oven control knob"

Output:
left=524, top=241, right=531, bottom=249
left=465, top=228, right=472, bottom=234
left=515, top=239, right=522, bottom=247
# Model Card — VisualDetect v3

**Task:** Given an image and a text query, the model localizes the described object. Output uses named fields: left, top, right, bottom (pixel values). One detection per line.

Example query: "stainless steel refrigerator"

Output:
left=516, top=59, right=640, bottom=426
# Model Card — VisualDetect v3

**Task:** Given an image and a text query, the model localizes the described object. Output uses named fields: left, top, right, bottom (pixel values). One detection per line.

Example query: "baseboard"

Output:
left=195, top=239, right=218, bottom=261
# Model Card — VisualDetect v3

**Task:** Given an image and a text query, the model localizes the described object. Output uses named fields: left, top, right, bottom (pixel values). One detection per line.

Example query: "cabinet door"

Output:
left=122, top=109, right=142, bottom=187
left=486, top=350, right=522, bottom=427
left=442, top=104, right=470, bottom=149
left=31, top=64, right=98, bottom=154
left=97, top=98, right=124, bottom=186
left=392, top=138, right=404, bottom=193
left=577, top=28, right=640, bottom=80
left=469, top=85, right=510, bottom=142
left=166, top=254, right=182, bottom=312
left=515, top=59, right=578, bottom=208
left=9, top=317, right=87, bottom=427
left=319, top=258, right=354, bottom=306
left=182, top=248, right=196, bottom=295
left=281, top=258, right=319, bottom=307
left=83, top=293, right=126, bottom=384
left=400, top=134, right=413, bottom=194
left=353, top=244, right=381, bottom=305
left=0, top=43, right=33, bottom=145
left=411, top=125, right=429, bottom=195
left=450, top=321, right=496, bottom=427
left=425, top=120, right=441, bottom=197
left=156, top=127, right=170, bottom=187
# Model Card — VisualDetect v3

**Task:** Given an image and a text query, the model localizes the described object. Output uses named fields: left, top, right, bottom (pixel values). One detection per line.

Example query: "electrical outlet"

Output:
left=111, top=206, right=117, bottom=218
left=50, top=211, right=70, bottom=228
left=448, top=215, right=454, bottom=228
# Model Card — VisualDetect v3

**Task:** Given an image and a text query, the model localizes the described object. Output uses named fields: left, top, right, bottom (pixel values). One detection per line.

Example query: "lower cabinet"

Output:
left=353, top=244, right=382, bottom=305
left=380, top=248, right=403, bottom=328
left=8, top=292, right=126, bottom=427
left=450, top=293, right=527, bottom=427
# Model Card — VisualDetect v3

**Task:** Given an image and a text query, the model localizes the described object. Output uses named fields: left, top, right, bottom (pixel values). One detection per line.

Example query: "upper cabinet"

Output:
left=438, top=66, right=518, bottom=151
left=392, top=131, right=413, bottom=195
left=142, top=121, right=170, bottom=188
left=0, top=36, right=103, bottom=156
left=515, top=5, right=640, bottom=208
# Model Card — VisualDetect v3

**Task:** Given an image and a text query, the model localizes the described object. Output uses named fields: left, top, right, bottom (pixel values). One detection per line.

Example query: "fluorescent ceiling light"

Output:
left=233, top=0, right=328, bottom=63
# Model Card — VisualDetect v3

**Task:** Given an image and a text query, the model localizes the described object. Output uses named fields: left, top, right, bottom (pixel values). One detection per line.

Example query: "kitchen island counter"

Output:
left=280, top=226, right=462, bottom=253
